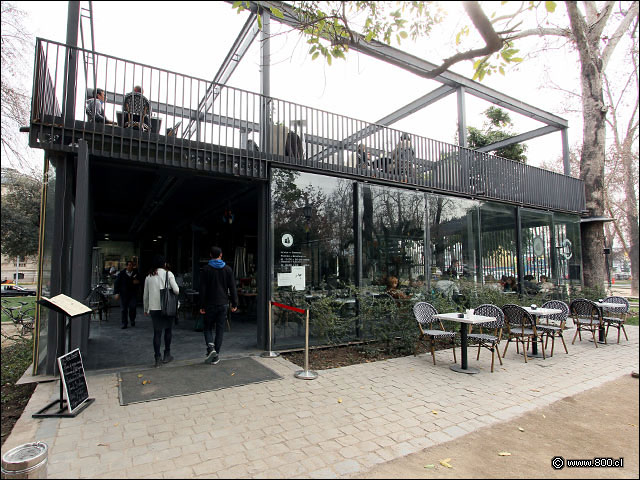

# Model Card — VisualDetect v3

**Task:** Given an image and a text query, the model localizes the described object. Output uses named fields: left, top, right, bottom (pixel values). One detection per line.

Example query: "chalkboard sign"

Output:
left=57, top=349, right=90, bottom=413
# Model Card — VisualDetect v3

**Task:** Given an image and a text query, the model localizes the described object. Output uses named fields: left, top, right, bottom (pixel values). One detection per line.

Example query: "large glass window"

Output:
left=479, top=202, right=517, bottom=292
left=429, top=195, right=479, bottom=299
left=361, top=184, right=425, bottom=296
left=520, top=209, right=554, bottom=295
left=34, top=158, right=56, bottom=375
left=271, top=169, right=355, bottom=347
left=554, top=213, right=582, bottom=293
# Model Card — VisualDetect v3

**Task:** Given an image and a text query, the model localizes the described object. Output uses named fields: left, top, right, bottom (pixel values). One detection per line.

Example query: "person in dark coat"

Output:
left=114, top=260, right=140, bottom=329
left=199, top=246, right=238, bottom=364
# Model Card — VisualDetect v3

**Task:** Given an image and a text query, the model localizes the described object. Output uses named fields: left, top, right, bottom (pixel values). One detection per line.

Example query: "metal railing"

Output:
left=30, top=39, right=586, bottom=212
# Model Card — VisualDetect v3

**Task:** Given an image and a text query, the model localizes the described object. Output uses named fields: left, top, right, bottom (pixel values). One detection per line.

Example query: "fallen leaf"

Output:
left=518, top=427, right=524, bottom=432
left=118, top=379, right=123, bottom=382
left=530, top=389, right=540, bottom=392
left=629, top=423, right=637, bottom=427
left=231, top=372, right=235, bottom=376
left=142, top=380, right=151, bottom=385
left=113, top=423, right=119, bottom=427
left=431, top=410, right=438, bottom=415
left=424, top=464, right=435, bottom=469
left=439, top=458, right=453, bottom=468
left=360, top=386, right=365, bottom=389
left=137, top=374, right=143, bottom=378
left=408, top=394, right=413, bottom=397
left=97, top=443, right=108, bottom=447
left=542, top=414, right=546, bottom=419
left=498, top=452, right=511, bottom=456
left=337, top=398, right=343, bottom=403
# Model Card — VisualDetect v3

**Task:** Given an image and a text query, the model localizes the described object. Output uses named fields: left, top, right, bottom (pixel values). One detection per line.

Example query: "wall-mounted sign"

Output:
left=560, top=238, right=573, bottom=260
left=281, top=233, right=293, bottom=248
left=533, top=236, right=544, bottom=257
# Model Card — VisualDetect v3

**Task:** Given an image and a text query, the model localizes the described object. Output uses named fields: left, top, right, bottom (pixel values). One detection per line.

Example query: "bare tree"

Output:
left=1, top=1, right=31, bottom=169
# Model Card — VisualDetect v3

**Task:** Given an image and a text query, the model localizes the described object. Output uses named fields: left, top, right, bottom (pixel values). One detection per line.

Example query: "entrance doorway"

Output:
left=84, top=160, right=264, bottom=371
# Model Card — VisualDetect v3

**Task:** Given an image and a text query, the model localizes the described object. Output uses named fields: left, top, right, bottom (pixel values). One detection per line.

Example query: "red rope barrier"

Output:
left=271, top=301, right=306, bottom=314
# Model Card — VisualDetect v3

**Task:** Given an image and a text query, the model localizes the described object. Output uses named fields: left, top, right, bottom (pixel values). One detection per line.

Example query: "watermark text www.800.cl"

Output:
left=551, top=456, right=624, bottom=470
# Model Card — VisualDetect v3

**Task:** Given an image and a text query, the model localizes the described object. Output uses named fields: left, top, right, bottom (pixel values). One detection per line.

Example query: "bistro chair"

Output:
left=413, top=302, right=457, bottom=366
left=502, top=304, right=545, bottom=363
left=569, top=299, right=603, bottom=347
left=537, top=300, right=570, bottom=356
left=602, top=296, right=630, bottom=344
left=123, top=92, right=151, bottom=132
left=467, top=304, right=504, bottom=373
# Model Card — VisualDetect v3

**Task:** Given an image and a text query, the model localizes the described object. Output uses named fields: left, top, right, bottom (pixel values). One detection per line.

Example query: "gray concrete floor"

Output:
left=82, top=306, right=262, bottom=373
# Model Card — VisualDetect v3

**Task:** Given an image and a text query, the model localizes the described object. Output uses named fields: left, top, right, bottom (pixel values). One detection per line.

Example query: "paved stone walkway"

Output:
left=3, top=326, right=639, bottom=479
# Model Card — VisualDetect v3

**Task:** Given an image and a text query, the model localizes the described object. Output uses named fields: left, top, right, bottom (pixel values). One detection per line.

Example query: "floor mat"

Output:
left=118, top=356, right=282, bottom=405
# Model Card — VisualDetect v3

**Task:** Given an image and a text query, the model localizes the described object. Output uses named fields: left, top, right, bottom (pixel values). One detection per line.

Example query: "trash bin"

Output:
left=1, top=442, right=48, bottom=479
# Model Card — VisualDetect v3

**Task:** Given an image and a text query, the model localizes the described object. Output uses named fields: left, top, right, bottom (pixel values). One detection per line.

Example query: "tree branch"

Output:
left=588, top=1, right=615, bottom=39
left=507, top=26, right=571, bottom=41
left=601, top=1, right=639, bottom=70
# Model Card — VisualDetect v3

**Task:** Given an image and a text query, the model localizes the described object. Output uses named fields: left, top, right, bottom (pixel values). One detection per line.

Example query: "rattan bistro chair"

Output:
left=467, top=304, right=504, bottom=373
left=537, top=300, right=570, bottom=356
left=123, top=92, right=151, bottom=132
left=413, top=302, right=457, bottom=366
left=602, top=296, right=630, bottom=344
left=502, top=304, right=545, bottom=362
left=570, top=299, right=603, bottom=348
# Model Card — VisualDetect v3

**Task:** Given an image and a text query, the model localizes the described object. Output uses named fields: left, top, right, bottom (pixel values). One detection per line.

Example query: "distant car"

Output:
left=614, top=271, right=631, bottom=280
left=1, top=284, right=37, bottom=297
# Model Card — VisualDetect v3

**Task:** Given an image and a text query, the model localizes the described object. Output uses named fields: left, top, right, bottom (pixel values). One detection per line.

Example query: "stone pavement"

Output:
left=3, top=326, right=639, bottom=479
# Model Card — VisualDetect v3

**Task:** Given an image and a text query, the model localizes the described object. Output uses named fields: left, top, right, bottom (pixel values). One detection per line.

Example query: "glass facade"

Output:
left=268, top=168, right=584, bottom=349
left=34, top=158, right=56, bottom=375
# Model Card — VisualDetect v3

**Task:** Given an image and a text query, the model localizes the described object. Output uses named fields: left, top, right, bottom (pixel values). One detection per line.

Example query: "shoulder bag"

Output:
left=160, top=271, right=179, bottom=317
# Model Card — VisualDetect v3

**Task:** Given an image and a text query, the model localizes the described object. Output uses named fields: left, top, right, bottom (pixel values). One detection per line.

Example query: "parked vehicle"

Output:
left=1, top=284, right=37, bottom=297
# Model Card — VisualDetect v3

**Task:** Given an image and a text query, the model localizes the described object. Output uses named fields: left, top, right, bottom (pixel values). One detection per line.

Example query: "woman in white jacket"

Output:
left=144, top=255, right=180, bottom=367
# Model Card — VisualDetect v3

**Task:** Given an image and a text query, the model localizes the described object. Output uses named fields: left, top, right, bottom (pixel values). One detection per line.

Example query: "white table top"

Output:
left=522, top=307, right=562, bottom=316
left=434, top=312, right=496, bottom=325
left=594, top=302, right=619, bottom=309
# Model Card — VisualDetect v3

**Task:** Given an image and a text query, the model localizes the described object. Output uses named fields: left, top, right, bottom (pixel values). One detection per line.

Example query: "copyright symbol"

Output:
left=551, top=456, right=565, bottom=470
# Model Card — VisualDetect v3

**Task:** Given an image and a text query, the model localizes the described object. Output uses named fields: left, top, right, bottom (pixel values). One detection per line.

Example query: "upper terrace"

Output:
left=29, top=37, right=586, bottom=214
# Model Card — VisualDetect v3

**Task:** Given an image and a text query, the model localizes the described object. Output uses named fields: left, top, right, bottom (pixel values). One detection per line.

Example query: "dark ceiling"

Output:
left=90, top=161, right=261, bottom=241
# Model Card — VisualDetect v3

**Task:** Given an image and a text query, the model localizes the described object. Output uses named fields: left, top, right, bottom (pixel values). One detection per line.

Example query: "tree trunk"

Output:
left=622, top=149, right=640, bottom=296
left=567, top=2, right=607, bottom=290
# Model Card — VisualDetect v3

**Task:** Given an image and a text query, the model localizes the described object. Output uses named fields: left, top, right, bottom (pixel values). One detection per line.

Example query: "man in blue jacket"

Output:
left=199, top=246, right=238, bottom=364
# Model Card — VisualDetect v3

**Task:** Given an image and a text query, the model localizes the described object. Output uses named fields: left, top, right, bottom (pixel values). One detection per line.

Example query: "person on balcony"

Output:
left=390, top=132, right=416, bottom=182
left=85, top=88, right=114, bottom=124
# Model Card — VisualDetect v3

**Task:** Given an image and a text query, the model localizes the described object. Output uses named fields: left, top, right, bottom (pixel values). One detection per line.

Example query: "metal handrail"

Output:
left=30, top=38, right=586, bottom=213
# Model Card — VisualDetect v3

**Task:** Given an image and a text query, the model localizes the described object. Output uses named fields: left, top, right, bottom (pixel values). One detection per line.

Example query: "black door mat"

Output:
left=118, top=356, right=282, bottom=405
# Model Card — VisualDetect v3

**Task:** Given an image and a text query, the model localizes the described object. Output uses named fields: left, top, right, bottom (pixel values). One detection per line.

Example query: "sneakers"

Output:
left=162, top=353, right=174, bottom=364
left=210, top=355, right=220, bottom=365
left=154, top=356, right=162, bottom=368
left=204, top=349, right=218, bottom=364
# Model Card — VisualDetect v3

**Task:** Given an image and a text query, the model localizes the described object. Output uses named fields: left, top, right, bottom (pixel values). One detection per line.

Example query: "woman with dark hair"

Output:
left=143, top=255, right=180, bottom=367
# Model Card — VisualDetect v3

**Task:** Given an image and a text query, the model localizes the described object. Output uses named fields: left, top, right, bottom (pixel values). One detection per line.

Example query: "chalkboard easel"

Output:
left=32, top=296, right=95, bottom=418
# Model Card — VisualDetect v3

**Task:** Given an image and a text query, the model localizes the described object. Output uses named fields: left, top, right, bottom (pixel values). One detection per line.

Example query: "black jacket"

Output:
left=114, top=269, right=140, bottom=298
left=199, top=264, right=238, bottom=309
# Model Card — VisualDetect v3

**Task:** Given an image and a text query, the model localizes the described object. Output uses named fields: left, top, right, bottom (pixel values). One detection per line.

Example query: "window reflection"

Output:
left=479, top=202, right=517, bottom=292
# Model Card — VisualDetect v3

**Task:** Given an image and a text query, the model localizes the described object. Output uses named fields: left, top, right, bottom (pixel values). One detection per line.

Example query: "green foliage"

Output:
left=1, top=336, right=34, bottom=407
left=0, top=170, right=42, bottom=259
left=467, top=106, right=527, bottom=162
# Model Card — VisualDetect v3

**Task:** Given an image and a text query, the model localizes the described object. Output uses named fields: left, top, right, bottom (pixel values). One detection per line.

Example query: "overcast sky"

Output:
left=11, top=1, right=632, bottom=175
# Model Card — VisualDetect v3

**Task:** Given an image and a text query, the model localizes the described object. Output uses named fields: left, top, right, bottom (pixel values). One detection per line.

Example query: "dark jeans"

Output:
left=150, top=310, right=172, bottom=358
left=203, top=304, right=228, bottom=354
left=120, top=295, right=137, bottom=326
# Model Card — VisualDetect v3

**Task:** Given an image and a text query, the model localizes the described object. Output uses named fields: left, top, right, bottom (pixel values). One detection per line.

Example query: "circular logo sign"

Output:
left=533, top=236, right=544, bottom=257
left=281, top=233, right=293, bottom=248
left=560, top=238, right=573, bottom=260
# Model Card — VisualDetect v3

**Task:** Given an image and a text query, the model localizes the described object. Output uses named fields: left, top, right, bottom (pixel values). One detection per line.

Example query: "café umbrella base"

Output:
left=449, top=364, right=479, bottom=374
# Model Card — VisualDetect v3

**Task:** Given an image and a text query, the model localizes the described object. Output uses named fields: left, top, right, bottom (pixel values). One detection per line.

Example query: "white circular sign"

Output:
left=281, top=233, right=293, bottom=248
left=560, top=238, right=573, bottom=260
left=533, top=237, right=544, bottom=257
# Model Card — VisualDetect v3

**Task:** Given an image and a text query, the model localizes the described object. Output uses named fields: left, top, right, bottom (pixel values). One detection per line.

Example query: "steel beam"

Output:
left=245, top=1, right=568, bottom=129
left=561, top=128, right=570, bottom=175
left=475, top=125, right=559, bottom=153
left=457, top=87, right=467, bottom=148
left=376, top=85, right=455, bottom=126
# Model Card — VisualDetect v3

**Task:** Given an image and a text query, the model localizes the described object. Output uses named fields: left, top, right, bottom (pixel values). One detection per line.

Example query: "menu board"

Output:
left=40, top=294, right=92, bottom=317
left=57, top=348, right=90, bottom=413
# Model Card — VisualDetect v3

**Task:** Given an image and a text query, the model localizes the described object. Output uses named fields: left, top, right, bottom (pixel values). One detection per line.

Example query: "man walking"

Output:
left=114, top=260, right=140, bottom=329
left=199, top=246, right=238, bottom=364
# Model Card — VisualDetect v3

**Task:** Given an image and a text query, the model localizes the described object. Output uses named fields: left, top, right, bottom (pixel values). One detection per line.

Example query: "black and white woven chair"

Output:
left=467, top=304, right=504, bottom=373
left=602, top=296, right=629, bottom=344
left=502, top=304, right=545, bottom=362
left=123, top=92, right=151, bottom=132
left=570, top=299, right=603, bottom=348
left=537, top=300, right=570, bottom=356
left=413, top=302, right=457, bottom=366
